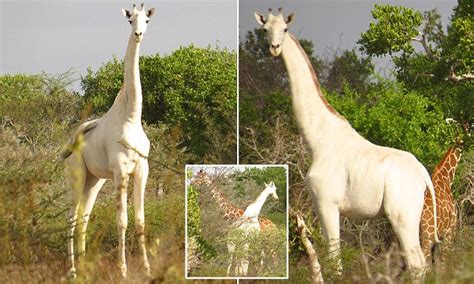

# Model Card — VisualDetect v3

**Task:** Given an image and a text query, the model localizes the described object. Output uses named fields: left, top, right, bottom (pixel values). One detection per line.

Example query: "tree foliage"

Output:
left=326, top=49, right=374, bottom=94
left=232, top=166, right=287, bottom=212
left=359, top=4, right=423, bottom=56
left=359, top=1, right=473, bottom=127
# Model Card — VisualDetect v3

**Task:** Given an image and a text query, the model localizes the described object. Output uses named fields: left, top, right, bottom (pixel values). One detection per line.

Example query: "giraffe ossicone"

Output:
left=255, top=8, right=438, bottom=277
left=64, top=4, right=155, bottom=279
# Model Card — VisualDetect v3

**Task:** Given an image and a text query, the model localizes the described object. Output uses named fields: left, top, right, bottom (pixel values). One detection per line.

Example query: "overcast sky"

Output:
left=0, top=0, right=457, bottom=91
left=240, top=0, right=457, bottom=77
left=0, top=0, right=237, bottom=91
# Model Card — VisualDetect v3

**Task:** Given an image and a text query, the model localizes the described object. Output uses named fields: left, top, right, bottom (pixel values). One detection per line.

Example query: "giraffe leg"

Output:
left=307, top=169, right=343, bottom=274
left=77, top=175, right=106, bottom=258
left=227, top=243, right=235, bottom=276
left=316, top=202, right=342, bottom=274
left=65, top=154, right=87, bottom=279
left=419, top=200, right=435, bottom=266
left=133, top=159, right=151, bottom=277
left=260, top=249, right=265, bottom=273
left=241, top=242, right=250, bottom=276
left=386, top=204, right=426, bottom=278
left=420, top=234, right=435, bottom=266
left=114, top=170, right=130, bottom=278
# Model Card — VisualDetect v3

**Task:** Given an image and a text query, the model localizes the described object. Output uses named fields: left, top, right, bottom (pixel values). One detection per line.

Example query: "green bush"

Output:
left=0, top=73, right=80, bottom=265
left=326, top=82, right=457, bottom=169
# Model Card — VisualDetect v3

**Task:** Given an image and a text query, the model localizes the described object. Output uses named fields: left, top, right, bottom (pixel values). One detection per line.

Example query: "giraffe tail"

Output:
left=61, top=119, right=99, bottom=160
left=424, top=173, right=441, bottom=244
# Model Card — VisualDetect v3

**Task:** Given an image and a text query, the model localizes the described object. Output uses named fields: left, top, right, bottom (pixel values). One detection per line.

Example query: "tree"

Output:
left=358, top=2, right=473, bottom=127
left=325, top=49, right=374, bottom=94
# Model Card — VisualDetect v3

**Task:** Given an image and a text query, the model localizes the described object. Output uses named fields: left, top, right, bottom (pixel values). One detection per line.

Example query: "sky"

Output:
left=0, top=0, right=237, bottom=91
left=239, top=0, right=457, bottom=77
left=1, top=0, right=458, bottom=91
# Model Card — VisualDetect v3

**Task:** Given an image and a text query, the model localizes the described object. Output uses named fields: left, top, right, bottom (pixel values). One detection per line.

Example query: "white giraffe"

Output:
left=227, top=182, right=279, bottom=276
left=64, top=4, right=155, bottom=279
left=254, top=8, right=439, bottom=276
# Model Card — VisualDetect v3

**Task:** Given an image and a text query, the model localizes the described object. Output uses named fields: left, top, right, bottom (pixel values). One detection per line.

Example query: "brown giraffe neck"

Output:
left=432, top=147, right=462, bottom=187
left=205, top=181, right=244, bottom=222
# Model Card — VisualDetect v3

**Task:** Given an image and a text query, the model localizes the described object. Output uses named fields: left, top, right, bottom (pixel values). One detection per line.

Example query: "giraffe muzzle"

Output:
left=270, top=46, right=282, bottom=57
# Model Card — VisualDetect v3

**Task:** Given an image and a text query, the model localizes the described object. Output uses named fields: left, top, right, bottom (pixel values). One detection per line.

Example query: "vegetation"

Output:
left=240, top=1, right=472, bottom=283
left=0, top=45, right=236, bottom=282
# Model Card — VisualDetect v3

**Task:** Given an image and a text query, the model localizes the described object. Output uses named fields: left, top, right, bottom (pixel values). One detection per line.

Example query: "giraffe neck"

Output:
left=208, top=184, right=243, bottom=221
left=120, top=33, right=143, bottom=124
left=281, top=34, right=349, bottom=157
left=242, top=187, right=272, bottom=219
left=433, top=147, right=462, bottom=188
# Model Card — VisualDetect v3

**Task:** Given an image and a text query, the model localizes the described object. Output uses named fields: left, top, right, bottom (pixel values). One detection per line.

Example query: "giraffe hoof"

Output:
left=67, top=268, right=77, bottom=280
left=145, top=266, right=152, bottom=278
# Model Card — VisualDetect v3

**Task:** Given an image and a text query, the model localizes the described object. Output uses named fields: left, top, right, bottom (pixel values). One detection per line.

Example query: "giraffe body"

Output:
left=65, top=4, right=155, bottom=279
left=420, top=147, right=461, bottom=263
left=254, top=9, right=438, bottom=277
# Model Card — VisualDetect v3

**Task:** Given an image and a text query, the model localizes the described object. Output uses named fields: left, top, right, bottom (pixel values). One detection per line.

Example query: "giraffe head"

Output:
left=191, top=170, right=212, bottom=187
left=264, top=181, right=279, bottom=200
left=122, top=3, right=155, bottom=43
left=255, top=8, right=294, bottom=56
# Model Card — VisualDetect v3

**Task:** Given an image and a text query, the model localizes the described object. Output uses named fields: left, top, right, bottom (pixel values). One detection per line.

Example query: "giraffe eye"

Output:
left=284, top=28, right=288, bottom=32
left=128, top=20, right=132, bottom=24
left=146, top=20, right=149, bottom=23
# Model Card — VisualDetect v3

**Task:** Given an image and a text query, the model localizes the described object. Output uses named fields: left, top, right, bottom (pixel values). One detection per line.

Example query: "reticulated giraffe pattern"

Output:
left=420, top=146, right=462, bottom=263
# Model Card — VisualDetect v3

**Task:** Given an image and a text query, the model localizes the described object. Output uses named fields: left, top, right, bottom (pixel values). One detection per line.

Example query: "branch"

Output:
left=290, top=208, right=324, bottom=284
left=447, top=71, right=474, bottom=82
left=411, top=32, right=439, bottom=60
left=410, top=37, right=473, bottom=82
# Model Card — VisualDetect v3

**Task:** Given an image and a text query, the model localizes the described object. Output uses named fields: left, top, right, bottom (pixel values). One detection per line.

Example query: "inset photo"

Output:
left=185, top=165, right=288, bottom=279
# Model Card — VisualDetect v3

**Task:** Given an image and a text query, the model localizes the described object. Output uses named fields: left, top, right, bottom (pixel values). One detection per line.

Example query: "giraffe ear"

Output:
left=286, top=13, right=295, bottom=25
left=255, top=12, right=266, bottom=26
left=264, top=182, right=269, bottom=187
left=122, top=9, right=132, bottom=18
left=147, top=8, right=155, bottom=17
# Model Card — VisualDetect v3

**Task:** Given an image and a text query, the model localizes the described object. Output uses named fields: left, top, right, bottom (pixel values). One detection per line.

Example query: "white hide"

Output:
left=255, top=10, right=438, bottom=277
left=65, top=4, right=154, bottom=279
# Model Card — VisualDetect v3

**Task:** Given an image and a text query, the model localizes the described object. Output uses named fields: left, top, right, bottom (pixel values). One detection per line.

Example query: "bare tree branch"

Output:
left=290, top=208, right=324, bottom=284
left=411, top=32, right=439, bottom=60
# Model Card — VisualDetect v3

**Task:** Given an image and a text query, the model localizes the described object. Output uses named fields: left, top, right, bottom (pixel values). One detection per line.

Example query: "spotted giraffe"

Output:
left=420, top=145, right=462, bottom=264
left=191, top=170, right=276, bottom=230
